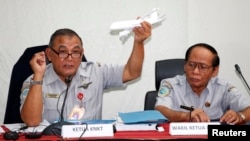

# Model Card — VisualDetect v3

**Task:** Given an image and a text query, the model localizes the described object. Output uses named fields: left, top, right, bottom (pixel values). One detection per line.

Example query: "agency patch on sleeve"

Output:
left=159, top=86, right=171, bottom=97
left=21, top=88, right=29, bottom=99
left=158, top=81, right=172, bottom=97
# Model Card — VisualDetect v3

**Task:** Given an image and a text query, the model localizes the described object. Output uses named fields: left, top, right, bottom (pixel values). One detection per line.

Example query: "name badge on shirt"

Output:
left=46, top=93, right=60, bottom=98
left=68, top=105, right=85, bottom=120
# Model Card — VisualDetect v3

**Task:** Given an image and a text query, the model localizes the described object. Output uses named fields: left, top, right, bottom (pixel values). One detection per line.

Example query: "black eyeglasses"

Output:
left=50, top=47, right=82, bottom=59
left=186, top=61, right=213, bottom=73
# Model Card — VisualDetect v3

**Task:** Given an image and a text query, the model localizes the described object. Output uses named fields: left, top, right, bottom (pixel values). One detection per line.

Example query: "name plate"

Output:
left=61, top=124, right=114, bottom=138
left=169, top=122, right=220, bottom=135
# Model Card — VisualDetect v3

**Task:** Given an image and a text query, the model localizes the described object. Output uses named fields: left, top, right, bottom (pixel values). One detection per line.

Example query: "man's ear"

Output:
left=45, top=48, right=52, bottom=61
left=212, top=66, right=219, bottom=77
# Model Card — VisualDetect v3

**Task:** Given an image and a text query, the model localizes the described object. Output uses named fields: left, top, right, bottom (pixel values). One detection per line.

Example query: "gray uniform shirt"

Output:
left=20, top=62, right=124, bottom=123
left=155, top=75, right=250, bottom=120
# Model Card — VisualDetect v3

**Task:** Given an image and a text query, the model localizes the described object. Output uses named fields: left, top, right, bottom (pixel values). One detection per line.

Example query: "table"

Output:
left=0, top=123, right=207, bottom=140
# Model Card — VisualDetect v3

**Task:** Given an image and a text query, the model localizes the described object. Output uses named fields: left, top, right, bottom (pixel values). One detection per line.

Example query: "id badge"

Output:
left=68, top=105, right=85, bottom=120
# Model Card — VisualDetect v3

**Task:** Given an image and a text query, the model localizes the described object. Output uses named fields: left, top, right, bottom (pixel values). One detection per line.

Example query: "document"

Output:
left=118, top=110, right=167, bottom=124
left=114, top=110, right=167, bottom=131
left=115, top=122, right=158, bottom=131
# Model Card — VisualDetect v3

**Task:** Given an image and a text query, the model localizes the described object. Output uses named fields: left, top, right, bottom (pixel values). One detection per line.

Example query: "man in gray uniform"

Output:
left=155, top=43, right=250, bottom=125
left=20, top=21, right=151, bottom=127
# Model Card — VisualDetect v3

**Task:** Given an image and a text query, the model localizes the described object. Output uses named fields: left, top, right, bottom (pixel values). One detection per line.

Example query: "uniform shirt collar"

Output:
left=44, top=62, right=92, bottom=85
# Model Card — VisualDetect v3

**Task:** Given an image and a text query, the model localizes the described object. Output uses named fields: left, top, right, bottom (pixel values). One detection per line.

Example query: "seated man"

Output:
left=155, top=43, right=250, bottom=125
left=20, top=21, right=151, bottom=127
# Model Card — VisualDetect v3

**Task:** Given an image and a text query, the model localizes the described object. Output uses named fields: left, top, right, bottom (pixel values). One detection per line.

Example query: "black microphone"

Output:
left=235, top=64, right=242, bottom=74
left=235, top=64, right=250, bottom=93
left=180, top=105, right=194, bottom=122
left=60, top=75, right=73, bottom=122
left=42, top=75, right=73, bottom=136
left=180, top=105, right=194, bottom=111
left=3, top=125, right=29, bottom=140
left=65, top=76, right=73, bottom=84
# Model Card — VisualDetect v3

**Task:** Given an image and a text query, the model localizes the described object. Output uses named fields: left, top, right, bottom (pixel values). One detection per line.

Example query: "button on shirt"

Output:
left=20, top=62, right=124, bottom=123
left=155, top=75, right=250, bottom=120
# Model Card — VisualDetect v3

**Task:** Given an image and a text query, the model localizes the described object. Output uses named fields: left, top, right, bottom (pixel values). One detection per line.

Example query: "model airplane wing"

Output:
left=110, top=8, right=166, bottom=42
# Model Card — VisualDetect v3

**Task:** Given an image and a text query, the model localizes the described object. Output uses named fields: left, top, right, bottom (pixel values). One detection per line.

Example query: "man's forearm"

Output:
left=155, top=105, right=189, bottom=122
left=123, top=41, right=144, bottom=82
left=21, top=85, right=43, bottom=126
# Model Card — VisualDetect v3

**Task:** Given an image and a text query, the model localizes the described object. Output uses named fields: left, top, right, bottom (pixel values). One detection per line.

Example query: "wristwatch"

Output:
left=30, top=79, right=43, bottom=86
left=238, top=112, right=246, bottom=123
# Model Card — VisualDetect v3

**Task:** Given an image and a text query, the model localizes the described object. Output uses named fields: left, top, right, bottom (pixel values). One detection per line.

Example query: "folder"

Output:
left=118, top=110, right=167, bottom=124
left=115, top=122, right=158, bottom=131
left=114, top=110, right=167, bottom=131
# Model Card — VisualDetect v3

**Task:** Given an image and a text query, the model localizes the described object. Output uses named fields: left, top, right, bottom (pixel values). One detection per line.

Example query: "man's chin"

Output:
left=189, top=82, right=201, bottom=87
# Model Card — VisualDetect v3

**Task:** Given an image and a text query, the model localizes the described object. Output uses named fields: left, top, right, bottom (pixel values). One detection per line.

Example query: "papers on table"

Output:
left=114, top=110, right=167, bottom=131
left=115, top=122, right=158, bottom=131
left=118, top=110, right=167, bottom=124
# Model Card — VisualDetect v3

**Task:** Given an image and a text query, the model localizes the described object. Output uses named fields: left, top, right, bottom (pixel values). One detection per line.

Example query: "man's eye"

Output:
left=59, top=51, right=67, bottom=54
left=189, top=63, right=195, bottom=67
left=200, top=65, right=208, bottom=69
left=72, top=51, right=81, bottom=54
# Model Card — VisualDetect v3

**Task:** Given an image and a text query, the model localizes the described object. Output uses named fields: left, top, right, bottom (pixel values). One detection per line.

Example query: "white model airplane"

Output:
left=110, top=8, right=166, bottom=42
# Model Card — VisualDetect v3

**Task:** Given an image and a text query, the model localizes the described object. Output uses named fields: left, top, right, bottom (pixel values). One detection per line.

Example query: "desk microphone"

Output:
left=42, top=75, right=73, bottom=136
left=180, top=105, right=194, bottom=122
left=180, top=105, right=194, bottom=111
left=235, top=64, right=250, bottom=93
left=3, top=126, right=28, bottom=140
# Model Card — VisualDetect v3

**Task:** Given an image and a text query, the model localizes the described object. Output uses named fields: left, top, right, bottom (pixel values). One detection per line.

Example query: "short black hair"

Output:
left=48, top=28, right=83, bottom=48
left=185, top=43, right=220, bottom=67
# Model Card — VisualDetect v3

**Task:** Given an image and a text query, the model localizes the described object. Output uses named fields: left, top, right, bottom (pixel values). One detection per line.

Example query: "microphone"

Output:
left=235, top=64, right=242, bottom=74
left=180, top=105, right=194, bottom=122
left=235, top=64, right=250, bottom=93
left=60, top=76, right=73, bottom=122
left=42, top=75, right=73, bottom=136
left=65, top=76, right=73, bottom=84
left=3, top=125, right=29, bottom=140
left=180, top=105, right=194, bottom=111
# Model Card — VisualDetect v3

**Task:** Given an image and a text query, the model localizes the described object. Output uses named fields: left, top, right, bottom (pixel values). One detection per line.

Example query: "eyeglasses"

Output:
left=50, top=47, right=82, bottom=59
left=185, top=61, right=213, bottom=73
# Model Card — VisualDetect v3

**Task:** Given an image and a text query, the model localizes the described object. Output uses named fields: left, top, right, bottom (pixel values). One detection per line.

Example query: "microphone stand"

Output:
left=235, top=64, right=250, bottom=93
left=42, top=76, right=73, bottom=136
